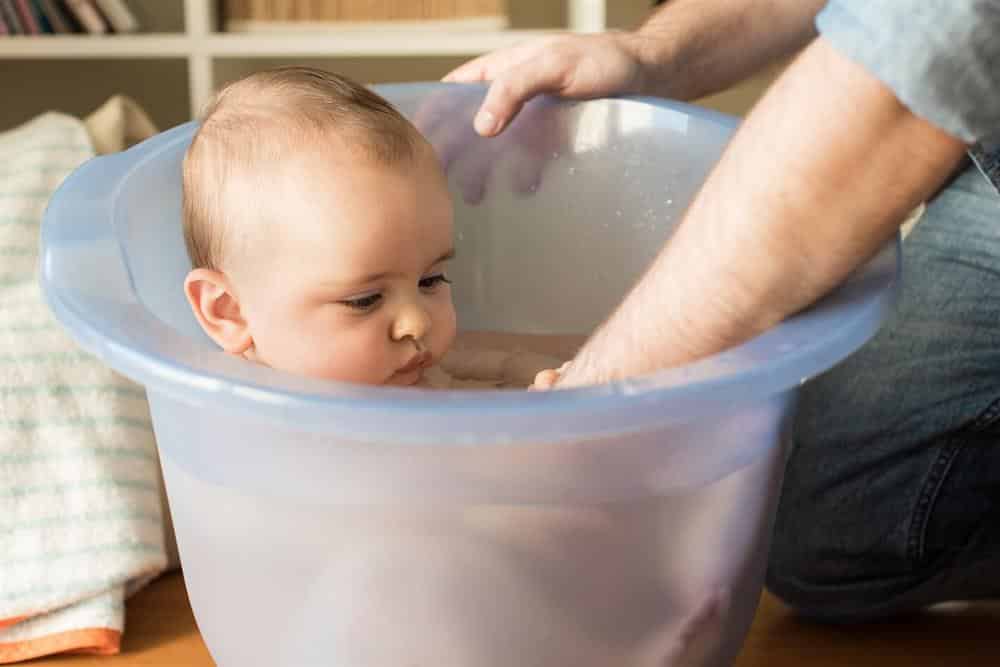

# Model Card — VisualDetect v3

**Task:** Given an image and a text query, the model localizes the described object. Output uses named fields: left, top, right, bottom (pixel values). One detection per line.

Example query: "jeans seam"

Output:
left=906, top=397, right=1000, bottom=566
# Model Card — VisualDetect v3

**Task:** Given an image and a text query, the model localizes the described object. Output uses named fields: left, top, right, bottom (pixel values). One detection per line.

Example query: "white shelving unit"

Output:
left=0, top=0, right=623, bottom=120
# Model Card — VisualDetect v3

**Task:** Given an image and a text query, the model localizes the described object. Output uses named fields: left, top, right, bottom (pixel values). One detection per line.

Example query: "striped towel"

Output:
left=0, top=109, right=171, bottom=662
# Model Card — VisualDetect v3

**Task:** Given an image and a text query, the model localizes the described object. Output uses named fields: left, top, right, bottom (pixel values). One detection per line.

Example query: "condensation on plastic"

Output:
left=40, top=83, right=898, bottom=667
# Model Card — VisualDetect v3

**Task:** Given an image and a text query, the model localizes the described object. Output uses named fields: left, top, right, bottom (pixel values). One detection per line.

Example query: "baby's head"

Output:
left=182, top=67, right=456, bottom=386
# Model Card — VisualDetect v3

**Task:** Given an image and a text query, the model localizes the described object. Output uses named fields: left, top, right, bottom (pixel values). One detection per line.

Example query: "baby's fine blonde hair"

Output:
left=182, top=66, right=420, bottom=270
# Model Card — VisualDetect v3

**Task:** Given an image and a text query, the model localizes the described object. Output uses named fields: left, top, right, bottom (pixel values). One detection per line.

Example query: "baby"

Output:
left=178, top=69, right=727, bottom=667
left=181, top=66, right=561, bottom=388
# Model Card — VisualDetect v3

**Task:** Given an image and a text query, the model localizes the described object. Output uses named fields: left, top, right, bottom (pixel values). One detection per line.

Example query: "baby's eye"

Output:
left=419, top=274, right=452, bottom=291
left=339, top=293, right=382, bottom=311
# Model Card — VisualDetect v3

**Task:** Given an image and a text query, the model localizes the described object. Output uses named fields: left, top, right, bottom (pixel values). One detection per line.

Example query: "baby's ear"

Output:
left=184, top=268, right=253, bottom=354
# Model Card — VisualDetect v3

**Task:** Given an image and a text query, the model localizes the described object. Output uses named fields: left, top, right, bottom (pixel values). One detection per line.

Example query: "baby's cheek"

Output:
left=329, top=336, right=394, bottom=385
left=286, top=323, right=382, bottom=385
left=437, top=299, right=459, bottom=354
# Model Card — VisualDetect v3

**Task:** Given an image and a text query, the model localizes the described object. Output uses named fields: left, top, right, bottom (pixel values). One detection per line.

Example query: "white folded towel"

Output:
left=0, top=106, right=171, bottom=663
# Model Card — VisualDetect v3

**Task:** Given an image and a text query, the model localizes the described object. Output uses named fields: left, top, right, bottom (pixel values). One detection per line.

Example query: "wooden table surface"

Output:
left=29, top=571, right=1000, bottom=665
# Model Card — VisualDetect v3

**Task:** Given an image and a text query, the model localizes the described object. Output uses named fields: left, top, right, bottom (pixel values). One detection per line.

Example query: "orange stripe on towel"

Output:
left=0, top=619, right=27, bottom=631
left=0, top=627, right=120, bottom=664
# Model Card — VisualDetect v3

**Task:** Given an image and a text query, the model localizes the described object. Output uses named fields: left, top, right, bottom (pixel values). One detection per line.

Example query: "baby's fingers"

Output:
left=529, top=368, right=561, bottom=391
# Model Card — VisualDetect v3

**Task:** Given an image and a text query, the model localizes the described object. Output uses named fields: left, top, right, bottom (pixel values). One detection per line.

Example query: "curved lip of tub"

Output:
left=39, top=83, right=899, bottom=446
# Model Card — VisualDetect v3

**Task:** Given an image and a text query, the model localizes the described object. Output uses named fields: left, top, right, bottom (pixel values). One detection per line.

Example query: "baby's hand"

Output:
left=530, top=362, right=571, bottom=391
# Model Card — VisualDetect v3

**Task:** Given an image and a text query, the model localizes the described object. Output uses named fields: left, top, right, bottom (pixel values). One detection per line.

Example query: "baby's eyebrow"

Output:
left=434, top=249, right=456, bottom=264
left=326, top=249, right=457, bottom=287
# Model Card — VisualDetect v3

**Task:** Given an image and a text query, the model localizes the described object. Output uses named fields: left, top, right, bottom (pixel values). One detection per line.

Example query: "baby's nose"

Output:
left=391, top=303, right=431, bottom=343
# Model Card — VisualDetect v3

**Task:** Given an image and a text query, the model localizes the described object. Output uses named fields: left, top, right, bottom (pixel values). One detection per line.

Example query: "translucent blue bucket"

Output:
left=41, top=83, right=897, bottom=666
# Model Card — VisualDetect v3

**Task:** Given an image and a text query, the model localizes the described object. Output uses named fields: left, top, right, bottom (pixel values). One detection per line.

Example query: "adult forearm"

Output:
left=560, top=37, right=968, bottom=387
left=631, top=0, right=827, bottom=100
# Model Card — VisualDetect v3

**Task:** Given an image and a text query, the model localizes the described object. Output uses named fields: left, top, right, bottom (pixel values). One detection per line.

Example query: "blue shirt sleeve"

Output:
left=816, top=0, right=1000, bottom=145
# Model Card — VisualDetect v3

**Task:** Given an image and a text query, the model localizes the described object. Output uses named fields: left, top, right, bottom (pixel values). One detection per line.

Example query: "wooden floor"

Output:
left=28, top=571, right=1000, bottom=665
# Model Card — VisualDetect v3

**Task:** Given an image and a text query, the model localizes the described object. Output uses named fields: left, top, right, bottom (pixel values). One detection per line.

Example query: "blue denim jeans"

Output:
left=766, top=162, right=1000, bottom=621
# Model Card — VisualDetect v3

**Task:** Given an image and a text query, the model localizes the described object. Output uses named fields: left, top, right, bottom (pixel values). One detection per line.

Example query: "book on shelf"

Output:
left=223, top=0, right=509, bottom=33
left=93, top=0, right=137, bottom=32
left=37, top=0, right=76, bottom=33
left=14, top=0, right=41, bottom=34
left=62, top=0, right=108, bottom=33
left=31, top=0, right=56, bottom=32
left=0, top=0, right=24, bottom=34
left=0, top=0, right=142, bottom=35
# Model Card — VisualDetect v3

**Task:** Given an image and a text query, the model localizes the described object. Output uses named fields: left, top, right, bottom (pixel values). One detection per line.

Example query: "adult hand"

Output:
left=548, top=37, right=968, bottom=388
left=442, top=32, right=647, bottom=137
left=413, top=84, right=567, bottom=204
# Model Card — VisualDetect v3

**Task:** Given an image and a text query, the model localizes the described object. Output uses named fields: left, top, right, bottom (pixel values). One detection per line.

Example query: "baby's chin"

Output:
left=387, top=359, right=453, bottom=388
left=384, top=365, right=434, bottom=388
left=239, top=351, right=437, bottom=388
left=311, top=370, right=424, bottom=387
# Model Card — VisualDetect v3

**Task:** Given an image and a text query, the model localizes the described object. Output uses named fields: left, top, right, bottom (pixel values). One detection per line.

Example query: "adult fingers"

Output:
left=508, top=150, right=546, bottom=196
left=431, top=120, right=481, bottom=173
left=411, top=88, right=457, bottom=139
left=414, top=89, right=484, bottom=172
left=454, top=148, right=498, bottom=205
left=472, top=55, right=572, bottom=137
left=443, top=52, right=497, bottom=84
left=442, top=39, right=544, bottom=83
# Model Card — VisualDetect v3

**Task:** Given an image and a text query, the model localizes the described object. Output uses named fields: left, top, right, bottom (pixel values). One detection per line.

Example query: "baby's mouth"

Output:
left=395, top=351, right=431, bottom=379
